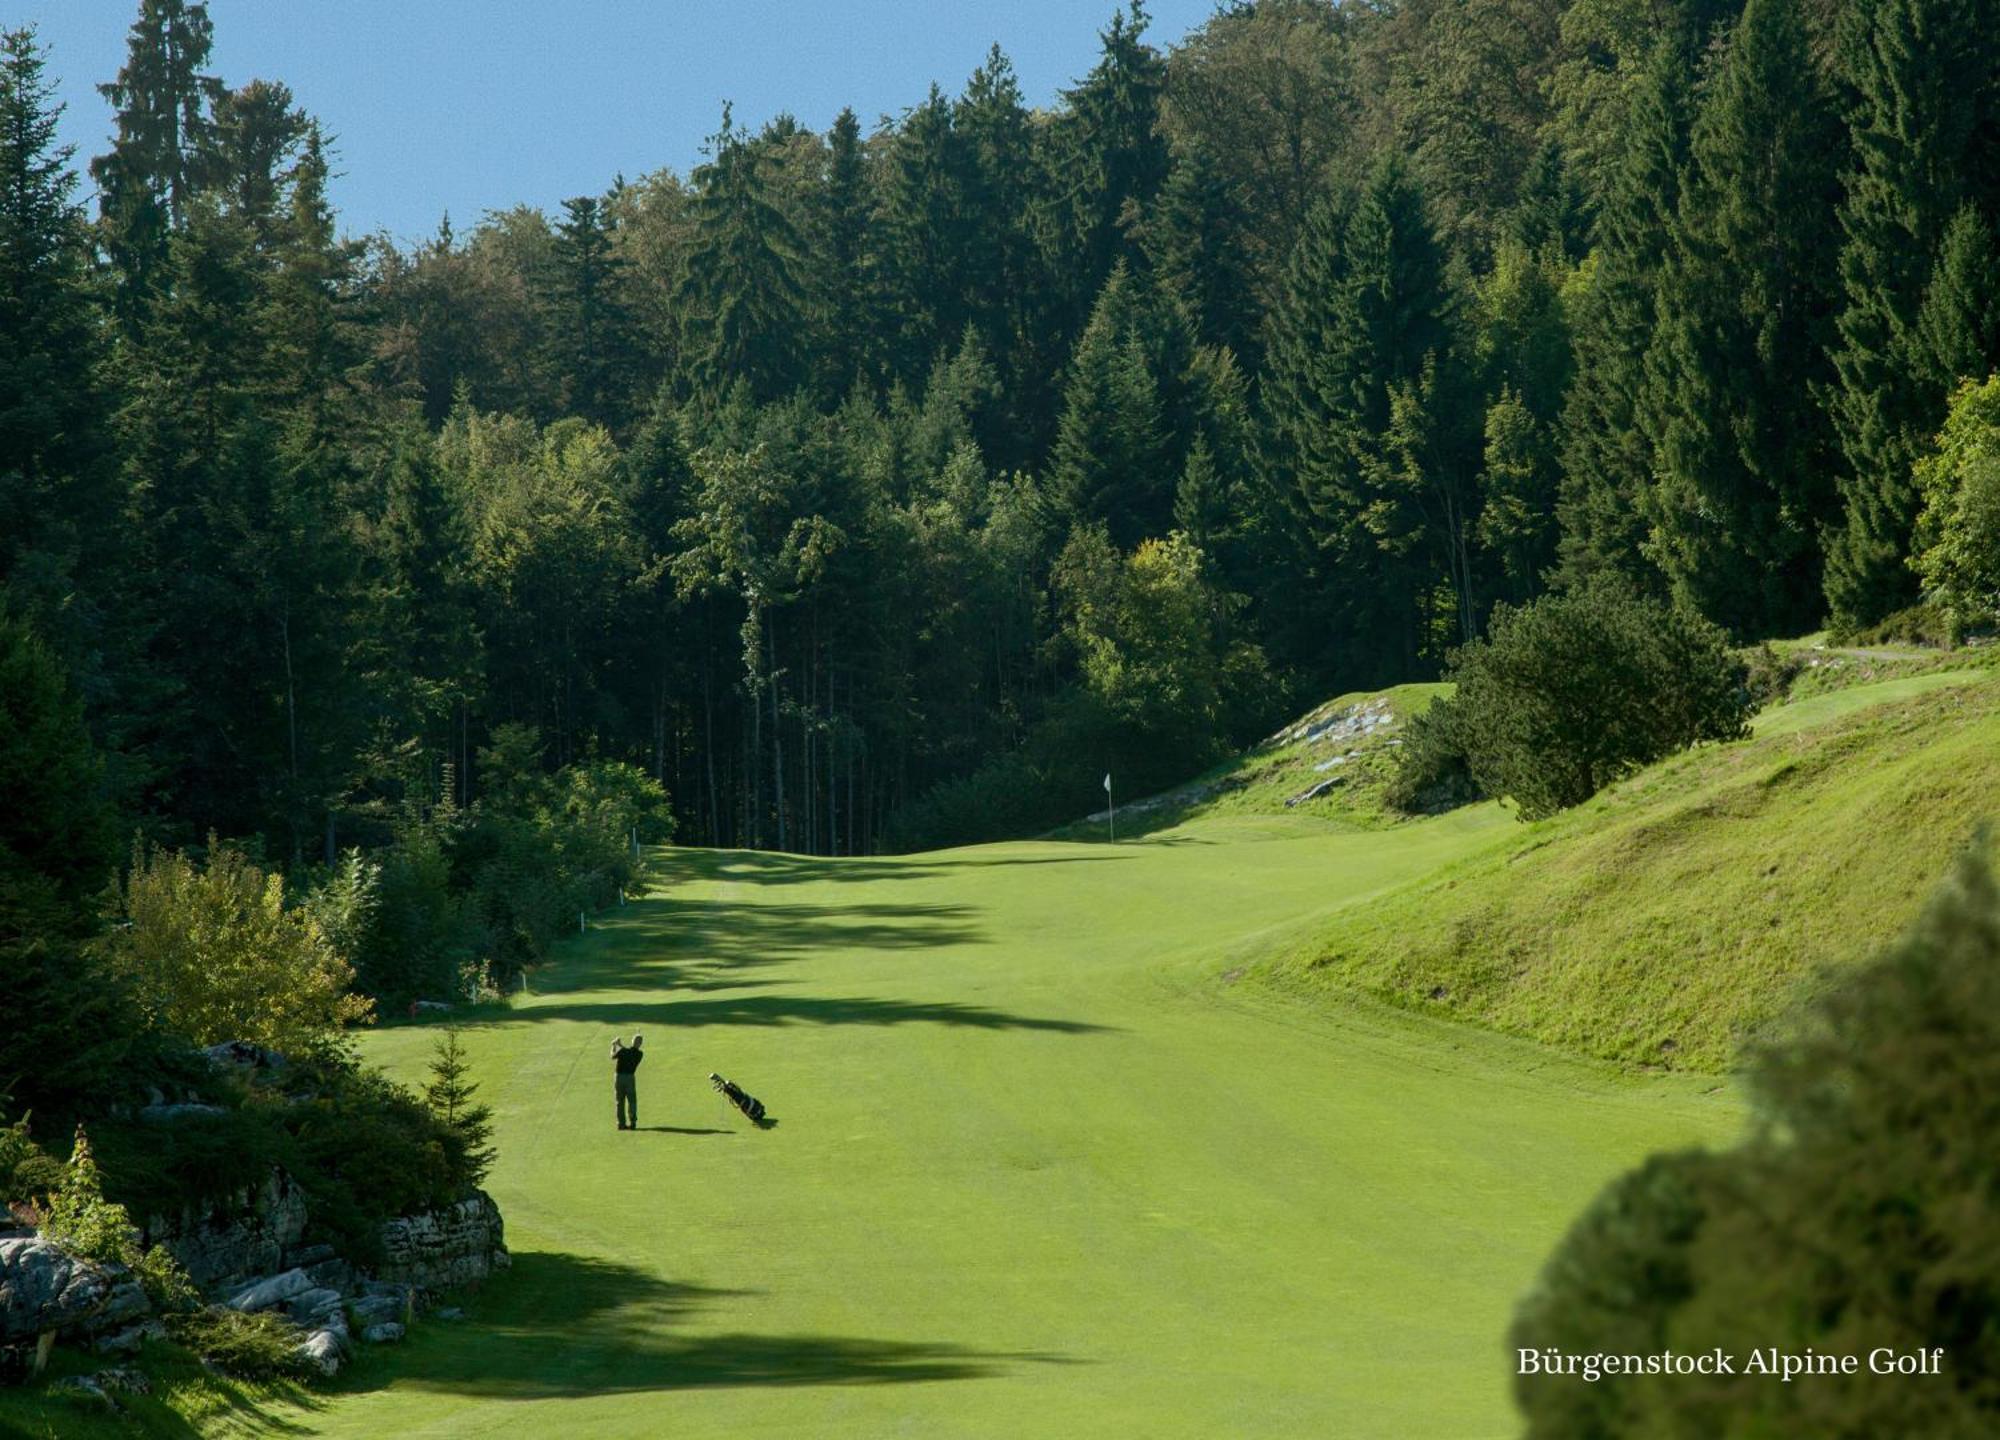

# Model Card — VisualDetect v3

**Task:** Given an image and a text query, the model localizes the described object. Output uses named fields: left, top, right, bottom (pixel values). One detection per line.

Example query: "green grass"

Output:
left=19, top=667, right=1989, bottom=1437
left=117, top=810, right=1726, bottom=1440
left=1047, top=683, right=1451, bottom=841
left=1271, top=670, right=2000, bottom=1070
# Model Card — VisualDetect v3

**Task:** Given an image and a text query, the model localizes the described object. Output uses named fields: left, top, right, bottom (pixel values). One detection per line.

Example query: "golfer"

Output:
left=611, top=1033, right=644, bottom=1130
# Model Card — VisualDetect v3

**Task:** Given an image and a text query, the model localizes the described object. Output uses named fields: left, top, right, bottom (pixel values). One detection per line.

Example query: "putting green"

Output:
left=283, top=810, right=1739, bottom=1439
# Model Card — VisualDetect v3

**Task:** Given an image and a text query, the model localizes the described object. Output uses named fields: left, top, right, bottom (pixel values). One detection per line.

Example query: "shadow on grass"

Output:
left=518, top=994, right=1112, bottom=1034
left=338, top=1251, right=1074, bottom=1401
left=651, top=846, right=1136, bottom=890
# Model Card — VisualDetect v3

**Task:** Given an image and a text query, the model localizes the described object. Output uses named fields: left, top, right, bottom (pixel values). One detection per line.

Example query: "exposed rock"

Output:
left=285, top=1287, right=344, bottom=1326
left=0, top=1237, right=118, bottom=1344
left=360, top=1321, right=405, bottom=1344
left=93, top=1319, right=167, bottom=1356
left=227, top=1267, right=313, bottom=1313
left=373, top=1192, right=507, bottom=1293
left=47, top=1373, right=115, bottom=1410
left=296, top=1326, right=347, bottom=1378
left=94, top=1365, right=150, bottom=1396
left=346, top=1292, right=405, bottom=1328
left=147, top=1168, right=309, bottom=1292
left=304, top=1255, right=354, bottom=1294
left=433, top=1305, right=465, bottom=1321
left=81, top=1280, right=150, bottom=1336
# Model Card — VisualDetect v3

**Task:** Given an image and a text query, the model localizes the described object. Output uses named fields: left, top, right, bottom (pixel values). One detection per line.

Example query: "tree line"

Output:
left=5, top=0, right=2000, bottom=875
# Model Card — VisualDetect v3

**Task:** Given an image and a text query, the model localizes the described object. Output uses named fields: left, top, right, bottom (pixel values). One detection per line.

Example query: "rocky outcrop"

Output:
left=145, top=1169, right=309, bottom=1292
left=0, top=1237, right=118, bottom=1344
left=374, top=1192, right=509, bottom=1292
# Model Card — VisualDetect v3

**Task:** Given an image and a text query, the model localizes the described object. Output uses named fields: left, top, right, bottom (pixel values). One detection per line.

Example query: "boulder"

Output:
left=0, top=1237, right=118, bottom=1344
left=296, top=1326, right=347, bottom=1378
left=284, top=1287, right=344, bottom=1325
left=95, top=1365, right=150, bottom=1396
left=93, top=1319, right=167, bottom=1356
left=360, top=1321, right=405, bottom=1344
left=227, top=1268, right=313, bottom=1313
left=82, top=1280, right=151, bottom=1336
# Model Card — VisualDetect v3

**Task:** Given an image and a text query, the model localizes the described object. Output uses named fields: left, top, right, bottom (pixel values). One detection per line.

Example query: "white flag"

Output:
left=1103, top=773, right=1112, bottom=792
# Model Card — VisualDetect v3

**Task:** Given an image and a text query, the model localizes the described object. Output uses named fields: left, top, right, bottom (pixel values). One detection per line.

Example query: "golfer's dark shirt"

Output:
left=614, top=1048, right=644, bottom=1075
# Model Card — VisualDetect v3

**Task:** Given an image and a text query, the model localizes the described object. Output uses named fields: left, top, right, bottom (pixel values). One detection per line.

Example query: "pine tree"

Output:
left=1823, top=0, right=2000, bottom=628
left=1908, top=205, right=2000, bottom=413
left=425, top=1027, right=495, bottom=1188
left=1048, top=265, right=1169, bottom=546
left=809, top=107, right=874, bottom=399
left=675, top=106, right=807, bottom=403
left=91, top=0, right=222, bottom=327
left=1261, top=158, right=1461, bottom=679
left=0, top=27, right=121, bottom=609
left=1555, top=36, right=1692, bottom=595
left=875, top=85, right=968, bottom=380
left=550, top=193, right=635, bottom=427
left=1639, top=0, right=1845, bottom=636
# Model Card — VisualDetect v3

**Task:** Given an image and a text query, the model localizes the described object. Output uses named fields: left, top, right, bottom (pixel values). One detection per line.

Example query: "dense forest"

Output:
left=6, top=0, right=2000, bottom=892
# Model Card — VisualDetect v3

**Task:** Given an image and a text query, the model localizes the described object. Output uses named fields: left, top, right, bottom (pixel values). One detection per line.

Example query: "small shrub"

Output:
left=42, top=1126, right=200, bottom=1310
left=424, top=1028, right=495, bottom=1190
left=1739, top=642, right=1804, bottom=707
left=165, top=1308, right=311, bottom=1380
left=1385, top=696, right=1484, bottom=815
left=1849, top=601, right=1952, bottom=649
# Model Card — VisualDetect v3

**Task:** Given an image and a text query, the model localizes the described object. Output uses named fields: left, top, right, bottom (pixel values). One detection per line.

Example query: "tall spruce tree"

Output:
left=675, top=107, right=807, bottom=403
left=1555, top=36, right=1693, bottom=595
left=1261, top=158, right=1463, bottom=681
left=1639, top=0, right=1844, bottom=636
left=1824, top=0, right=2000, bottom=628
left=0, top=28, right=121, bottom=616
left=91, top=0, right=222, bottom=327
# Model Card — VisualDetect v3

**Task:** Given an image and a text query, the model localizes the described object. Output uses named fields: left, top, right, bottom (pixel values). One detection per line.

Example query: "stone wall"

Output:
left=143, top=1168, right=309, bottom=1293
left=374, top=1192, right=509, bottom=1293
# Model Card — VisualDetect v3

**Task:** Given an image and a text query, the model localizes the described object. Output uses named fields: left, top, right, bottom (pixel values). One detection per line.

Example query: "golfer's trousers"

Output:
left=616, top=1074, right=637, bottom=1128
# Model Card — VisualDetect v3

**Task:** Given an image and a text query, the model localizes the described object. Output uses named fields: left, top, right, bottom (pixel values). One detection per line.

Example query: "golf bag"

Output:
left=709, top=1071, right=767, bottom=1123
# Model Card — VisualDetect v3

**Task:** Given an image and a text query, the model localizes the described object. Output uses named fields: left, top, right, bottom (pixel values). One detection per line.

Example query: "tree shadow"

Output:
left=518, top=994, right=1112, bottom=1034
left=337, top=1251, right=1075, bottom=1401
left=649, top=847, right=1133, bottom=890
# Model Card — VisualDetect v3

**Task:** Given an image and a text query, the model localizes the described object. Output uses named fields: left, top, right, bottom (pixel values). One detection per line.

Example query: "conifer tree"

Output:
left=810, top=107, right=874, bottom=398
left=1639, top=0, right=1844, bottom=636
left=1823, top=0, right=2000, bottom=628
left=550, top=193, right=635, bottom=427
left=676, top=106, right=806, bottom=403
left=0, top=27, right=120, bottom=612
left=91, top=0, right=222, bottom=326
left=1261, top=158, right=1461, bottom=679
left=425, top=1027, right=496, bottom=1188
left=1555, top=37, right=1692, bottom=594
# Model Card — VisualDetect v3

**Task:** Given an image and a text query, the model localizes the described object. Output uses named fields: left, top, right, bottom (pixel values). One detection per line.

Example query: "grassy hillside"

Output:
left=1050, top=683, right=1451, bottom=840
left=1257, top=668, right=1999, bottom=1071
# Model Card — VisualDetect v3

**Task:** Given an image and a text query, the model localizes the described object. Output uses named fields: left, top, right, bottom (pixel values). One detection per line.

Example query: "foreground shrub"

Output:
left=1383, top=693, right=1483, bottom=815
left=1514, top=841, right=2000, bottom=1437
left=1412, top=583, right=1749, bottom=820
left=42, top=1128, right=199, bottom=1311
left=165, top=1308, right=310, bottom=1380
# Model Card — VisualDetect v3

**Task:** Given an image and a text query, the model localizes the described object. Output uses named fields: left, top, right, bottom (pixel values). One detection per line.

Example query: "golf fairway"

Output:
left=280, top=811, right=1741, bottom=1439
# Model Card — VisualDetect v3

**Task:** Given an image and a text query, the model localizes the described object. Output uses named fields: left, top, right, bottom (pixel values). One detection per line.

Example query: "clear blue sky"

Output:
left=22, top=0, right=1219, bottom=247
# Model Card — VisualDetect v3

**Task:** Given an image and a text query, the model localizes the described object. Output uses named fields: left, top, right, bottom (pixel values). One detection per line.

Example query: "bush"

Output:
left=164, top=1308, right=310, bottom=1380
left=1514, top=841, right=2000, bottom=1437
left=1738, top=641, right=1805, bottom=708
left=100, top=838, right=375, bottom=1054
left=41, top=1127, right=199, bottom=1311
left=0, top=1114, right=63, bottom=1213
left=1425, top=583, right=1750, bottom=820
left=1383, top=694, right=1483, bottom=815
left=1911, top=374, right=2000, bottom=640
